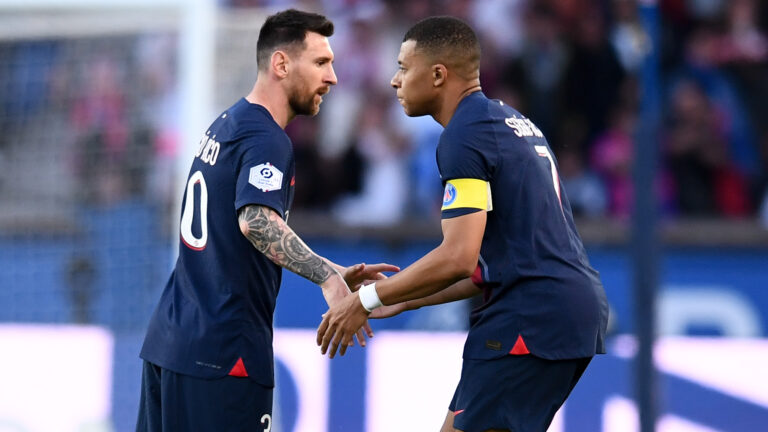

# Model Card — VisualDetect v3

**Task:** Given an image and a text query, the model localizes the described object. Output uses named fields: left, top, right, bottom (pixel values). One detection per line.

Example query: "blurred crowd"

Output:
left=235, top=0, right=768, bottom=226
left=1, top=0, right=768, bottom=232
left=0, top=33, right=179, bottom=227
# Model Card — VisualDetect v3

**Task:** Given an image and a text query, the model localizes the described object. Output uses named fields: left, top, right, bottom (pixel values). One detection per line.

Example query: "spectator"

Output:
left=71, top=55, right=130, bottom=205
left=591, top=104, right=635, bottom=219
left=560, top=145, right=608, bottom=218
left=664, top=79, right=751, bottom=217
left=517, top=2, right=568, bottom=140
left=563, top=4, right=626, bottom=157
left=333, top=92, right=410, bottom=226
left=674, top=25, right=760, bottom=179
left=610, top=0, right=651, bottom=75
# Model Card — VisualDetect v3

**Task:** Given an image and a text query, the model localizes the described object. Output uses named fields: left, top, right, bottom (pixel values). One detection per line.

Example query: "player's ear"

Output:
left=432, top=64, right=446, bottom=87
left=271, top=50, right=289, bottom=79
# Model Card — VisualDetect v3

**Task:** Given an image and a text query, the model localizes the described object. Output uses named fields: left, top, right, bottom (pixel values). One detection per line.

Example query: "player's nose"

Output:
left=390, top=72, right=400, bottom=89
left=326, top=65, right=338, bottom=86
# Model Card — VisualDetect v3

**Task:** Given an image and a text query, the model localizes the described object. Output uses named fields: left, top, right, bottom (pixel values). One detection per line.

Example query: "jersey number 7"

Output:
left=534, top=145, right=564, bottom=214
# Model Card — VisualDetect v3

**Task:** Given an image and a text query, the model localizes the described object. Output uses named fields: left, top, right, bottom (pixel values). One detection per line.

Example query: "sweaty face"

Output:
left=390, top=40, right=437, bottom=117
left=286, top=32, right=337, bottom=116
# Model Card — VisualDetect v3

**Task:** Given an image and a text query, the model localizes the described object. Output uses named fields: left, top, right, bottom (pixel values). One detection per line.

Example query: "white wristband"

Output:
left=358, top=282, right=383, bottom=312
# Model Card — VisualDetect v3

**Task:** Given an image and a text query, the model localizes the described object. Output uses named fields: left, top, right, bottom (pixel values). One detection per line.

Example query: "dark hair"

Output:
left=403, top=16, right=480, bottom=76
left=256, top=9, right=334, bottom=70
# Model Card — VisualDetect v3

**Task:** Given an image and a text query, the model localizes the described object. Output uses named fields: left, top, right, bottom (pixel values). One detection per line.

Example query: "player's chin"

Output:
left=401, top=103, right=426, bottom=118
left=398, top=99, right=412, bottom=115
left=309, top=102, right=322, bottom=116
left=310, top=95, right=324, bottom=114
left=294, top=100, right=321, bottom=116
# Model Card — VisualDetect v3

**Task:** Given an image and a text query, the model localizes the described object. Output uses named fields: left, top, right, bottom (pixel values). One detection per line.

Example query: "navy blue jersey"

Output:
left=438, top=92, right=609, bottom=360
left=141, top=98, right=295, bottom=386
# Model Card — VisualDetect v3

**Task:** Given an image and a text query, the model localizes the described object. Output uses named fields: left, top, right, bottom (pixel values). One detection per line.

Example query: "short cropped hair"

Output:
left=403, top=16, right=481, bottom=78
left=256, top=9, right=334, bottom=71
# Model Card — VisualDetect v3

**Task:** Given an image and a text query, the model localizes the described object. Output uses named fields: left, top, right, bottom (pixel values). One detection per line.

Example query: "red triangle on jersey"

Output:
left=509, top=334, right=530, bottom=355
left=228, top=357, right=249, bottom=377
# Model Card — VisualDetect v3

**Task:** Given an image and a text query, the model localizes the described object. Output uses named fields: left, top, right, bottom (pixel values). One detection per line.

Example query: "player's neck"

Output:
left=245, top=79, right=293, bottom=129
left=432, top=81, right=482, bottom=127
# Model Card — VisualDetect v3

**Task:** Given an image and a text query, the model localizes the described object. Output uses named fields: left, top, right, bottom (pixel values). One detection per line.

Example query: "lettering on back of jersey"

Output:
left=195, top=133, right=221, bottom=166
left=249, top=163, right=283, bottom=192
left=504, top=116, right=543, bottom=138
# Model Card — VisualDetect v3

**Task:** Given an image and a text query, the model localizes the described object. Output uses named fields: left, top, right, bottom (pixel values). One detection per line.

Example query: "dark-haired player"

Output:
left=317, top=16, right=609, bottom=432
left=136, top=9, right=397, bottom=432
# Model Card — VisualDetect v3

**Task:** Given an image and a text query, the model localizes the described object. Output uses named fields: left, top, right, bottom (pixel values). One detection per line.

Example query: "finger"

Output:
left=329, top=331, right=344, bottom=359
left=366, top=263, right=400, bottom=273
left=340, top=332, right=355, bottom=356
left=317, top=315, right=330, bottom=346
left=320, top=322, right=336, bottom=354
left=321, top=331, right=332, bottom=355
left=364, top=321, right=374, bottom=338
left=349, top=263, right=364, bottom=277
left=355, top=328, right=366, bottom=347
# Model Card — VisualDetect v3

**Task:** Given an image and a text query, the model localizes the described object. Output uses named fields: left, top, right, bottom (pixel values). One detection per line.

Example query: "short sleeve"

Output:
left=234, top=132, right=292, bottom=218
left=437, top=127, right=495, bottom=219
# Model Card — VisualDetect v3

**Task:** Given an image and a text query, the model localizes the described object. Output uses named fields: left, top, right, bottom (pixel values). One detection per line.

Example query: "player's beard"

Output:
left=287, top=79, right=323, bottom=117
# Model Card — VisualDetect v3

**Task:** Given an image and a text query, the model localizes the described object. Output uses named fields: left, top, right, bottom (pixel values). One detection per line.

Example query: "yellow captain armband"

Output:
left=441, top=178, right=493, bottom=211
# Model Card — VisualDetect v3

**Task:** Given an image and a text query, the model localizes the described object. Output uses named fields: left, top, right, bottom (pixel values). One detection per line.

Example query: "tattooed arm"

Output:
left=238, top=204, right=399, bottom=288
left=238, top=204, right=374, bottom=346
left=238, top=204, right=338, bottom=286
left=238, top=204, right=336, bottom=285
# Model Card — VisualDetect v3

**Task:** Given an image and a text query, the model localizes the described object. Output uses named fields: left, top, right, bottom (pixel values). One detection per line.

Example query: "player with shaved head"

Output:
left=318, top=16, right=609, bottom=432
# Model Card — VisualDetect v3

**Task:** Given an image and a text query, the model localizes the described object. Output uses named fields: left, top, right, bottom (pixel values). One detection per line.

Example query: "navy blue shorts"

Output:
left=449, top=355, right=591, bottom=432
left=136, top=360, right=273, bottom=432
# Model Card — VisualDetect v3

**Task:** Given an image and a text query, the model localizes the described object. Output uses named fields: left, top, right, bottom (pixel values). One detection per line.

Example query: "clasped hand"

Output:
left=318, top=263, right=400, bottom=358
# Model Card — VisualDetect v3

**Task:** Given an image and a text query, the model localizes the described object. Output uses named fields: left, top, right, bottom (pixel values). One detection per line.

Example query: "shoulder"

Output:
left=448, top=93, right=492, bottom=129
left=228, top=102, right=286, bottom=138
left=223, top=102, right=291, bottom=153
left=441, top=94, right=508, bottom=154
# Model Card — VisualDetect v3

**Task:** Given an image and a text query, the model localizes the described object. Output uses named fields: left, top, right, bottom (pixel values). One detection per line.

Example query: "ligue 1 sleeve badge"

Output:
left=249, top=163, right=283, bottom=192
left=443, top=183, right=457, bottom=206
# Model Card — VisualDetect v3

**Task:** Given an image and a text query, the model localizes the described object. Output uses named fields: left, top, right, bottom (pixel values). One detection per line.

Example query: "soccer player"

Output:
left=136, top=9, right=397, bottom=432
left=317, top=16, right=609, bottom=432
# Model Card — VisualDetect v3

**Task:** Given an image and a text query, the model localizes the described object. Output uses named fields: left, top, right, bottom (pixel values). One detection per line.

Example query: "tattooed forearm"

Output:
left=238, top=205, right=334, bottom=284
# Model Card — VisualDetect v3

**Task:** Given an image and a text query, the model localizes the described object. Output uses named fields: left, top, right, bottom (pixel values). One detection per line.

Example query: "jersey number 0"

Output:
left=180, top=170, right=209, bottom=250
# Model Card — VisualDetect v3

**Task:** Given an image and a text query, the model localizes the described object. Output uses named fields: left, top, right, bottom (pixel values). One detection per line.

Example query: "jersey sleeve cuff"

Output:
left=441, top=207, right=483, bottom=219
left=234, top=200, right=285, bottom=219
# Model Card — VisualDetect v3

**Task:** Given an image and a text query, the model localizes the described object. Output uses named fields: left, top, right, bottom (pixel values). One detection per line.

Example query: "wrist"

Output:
left=404, top=299, right=421, bottom=311
left=321, top=272, right=347, bottom=291
left=358, top=282, right=383, bottom=312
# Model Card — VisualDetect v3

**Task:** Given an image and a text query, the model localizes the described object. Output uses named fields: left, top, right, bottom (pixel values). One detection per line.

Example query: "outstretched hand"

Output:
left=316, top=263, right=400, bottom=357
left=319, top=273, right=371, bottom=348
left=343, top=263, right=400, bottom=291
left=317, top=292, right=370, bottom=358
